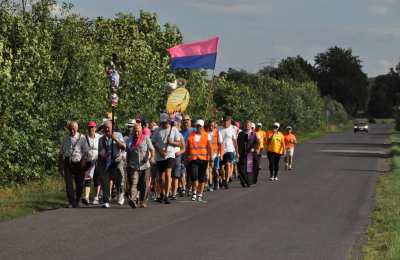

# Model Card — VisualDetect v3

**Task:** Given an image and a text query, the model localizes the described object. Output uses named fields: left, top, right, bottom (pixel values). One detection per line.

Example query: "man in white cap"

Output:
left=185, top=119, right=212, bottom=202
left=266, top=122, right=285, bottom=181
left=151, top=113, right=181, bottom=204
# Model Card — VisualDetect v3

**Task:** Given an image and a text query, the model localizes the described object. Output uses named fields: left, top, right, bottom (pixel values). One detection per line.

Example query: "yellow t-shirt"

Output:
left=256, top=130, right=266, bottom=149
left=267, top=131, right=285, bottom=155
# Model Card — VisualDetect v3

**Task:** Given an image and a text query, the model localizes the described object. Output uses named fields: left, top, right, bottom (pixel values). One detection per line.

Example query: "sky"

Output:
left=62, top=0, right=400, bottom=77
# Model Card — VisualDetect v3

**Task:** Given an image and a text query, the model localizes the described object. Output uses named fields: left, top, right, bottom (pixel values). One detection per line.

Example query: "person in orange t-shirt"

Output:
left=284, top=126, right=297, bottom=170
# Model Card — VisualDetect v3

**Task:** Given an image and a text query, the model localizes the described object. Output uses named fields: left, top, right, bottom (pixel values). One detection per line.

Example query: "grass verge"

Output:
left=297, top=122, right=353, bottom=143
left=363, top=130, right=400, bottom=259
left=0, top=177, right=65, bottom=221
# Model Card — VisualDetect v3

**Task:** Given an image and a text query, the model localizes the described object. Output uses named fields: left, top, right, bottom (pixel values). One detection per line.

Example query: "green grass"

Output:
left=363, top=130, right=400, bottom=260
left=0, top=177, right=65, bottom=221
left=297, top=122, right=353, bottom=144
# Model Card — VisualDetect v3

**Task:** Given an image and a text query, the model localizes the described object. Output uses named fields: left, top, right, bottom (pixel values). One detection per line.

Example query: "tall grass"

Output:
left=363, top=131, right=400, bottom=259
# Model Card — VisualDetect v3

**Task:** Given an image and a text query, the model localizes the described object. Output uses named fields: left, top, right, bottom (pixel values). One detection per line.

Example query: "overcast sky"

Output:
left=64, top=0, right=400, bottom=77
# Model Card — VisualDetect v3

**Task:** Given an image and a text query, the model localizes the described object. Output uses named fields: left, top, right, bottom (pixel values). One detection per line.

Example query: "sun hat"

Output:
left=160, top=113, right=169, bottom=123
left=126, top=119, right=136, bottom=127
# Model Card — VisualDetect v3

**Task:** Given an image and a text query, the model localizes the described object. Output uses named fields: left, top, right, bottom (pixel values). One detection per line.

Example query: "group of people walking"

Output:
left=59, top=113, right=297, bottom=208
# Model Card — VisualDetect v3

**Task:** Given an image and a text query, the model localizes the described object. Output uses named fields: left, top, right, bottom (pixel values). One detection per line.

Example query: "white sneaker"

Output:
left=269, top=177, right=274, bottom=181
left=274, top=177, right=279, bottom=181
left=117, top=194, right=125, bottom=205
left=197, top=195, right=204, bottom=202
left=102, top=202, right=110, bottom=208
left=92, top=197, right=99, bottom=205
left=191, top=194, right=197, bottom=201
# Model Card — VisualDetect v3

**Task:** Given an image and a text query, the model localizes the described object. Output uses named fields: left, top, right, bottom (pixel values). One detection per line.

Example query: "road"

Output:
left=0, top=124, right=391, bottom=260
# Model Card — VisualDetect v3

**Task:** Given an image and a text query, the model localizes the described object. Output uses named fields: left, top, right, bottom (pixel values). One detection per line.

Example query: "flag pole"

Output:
left=206, top=68, right=216, bottom=119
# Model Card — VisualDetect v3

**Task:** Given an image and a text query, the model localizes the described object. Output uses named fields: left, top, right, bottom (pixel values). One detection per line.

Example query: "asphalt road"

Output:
left=0, top=124, right=391, bottom=260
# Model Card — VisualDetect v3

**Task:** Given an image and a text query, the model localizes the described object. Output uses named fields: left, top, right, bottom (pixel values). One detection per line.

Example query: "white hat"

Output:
left=257, top=123, right=262, bottom=127
left=160, top=113, right=169, bottom=123
left=195, top=119, right=205, bottom=127
left=273, top=122, right=280, bottom=128
left=251, top=123, right=256, bottom=129
left=101, top=118, right=109, bottom=125
left=126, top=119, right=136, bottom=127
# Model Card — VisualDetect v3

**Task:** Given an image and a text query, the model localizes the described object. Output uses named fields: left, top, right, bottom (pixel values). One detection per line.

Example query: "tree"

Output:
left=315, top=46, right=369, bottom=115
left=368, top=66, right=400, bottom=118
left=268, top=56, right=315, bottom=82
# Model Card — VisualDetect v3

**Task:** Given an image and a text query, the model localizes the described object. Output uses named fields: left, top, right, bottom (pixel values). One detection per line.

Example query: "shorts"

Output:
left=173, top=155, right=185, bottom=178
left=214, top=156, right=221, bottom=170
left=189, top=160, right=208, bottom=183
left=156, top=158, right=176, bottom=174
left=222, top=152, right=235, bottom=165
left=286, top=148, right=294, bottom=157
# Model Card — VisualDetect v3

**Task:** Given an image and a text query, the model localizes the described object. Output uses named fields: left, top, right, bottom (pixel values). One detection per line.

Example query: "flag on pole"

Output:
left=168, top=37, right=219, bottom=70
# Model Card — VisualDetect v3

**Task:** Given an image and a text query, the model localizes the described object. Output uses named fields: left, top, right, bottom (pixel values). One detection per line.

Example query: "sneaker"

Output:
left=209, top=187, right=214, bottom=192
left=92, top=197, right=99, bottom=205
left=66, top=204, right=73, bottom=208
left=102, top=202, right=110, bottom=208
left=164, top=197, right=171, bottom=204
left=274, top=177, right=279, bottom=181
left=191, top=194, right=197, bottom=201
left=197, top=195, right=204, bottom=202
left=269, top=177, right=274, bottom=181
left=140, top=202, right=148, bottom=208
left=117, top=194, right=125, bottom=206
left=128, top=199, right=137, bottom=209
left=171, top=195, right=177, bottom=200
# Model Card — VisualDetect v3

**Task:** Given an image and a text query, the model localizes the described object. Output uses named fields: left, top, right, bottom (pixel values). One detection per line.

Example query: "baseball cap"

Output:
left=195, top=119, right=205, bottom=127
left=286, top=125, right=292, bottom=130
left=251, top=123, right=256, bottom=129
left=273, top=122, right=280, bottom=128
left=160, top=113, right=169, bottom=123
left=87, top=121, right=97, bottom=127
left=257, top=123, right=262, bottom=127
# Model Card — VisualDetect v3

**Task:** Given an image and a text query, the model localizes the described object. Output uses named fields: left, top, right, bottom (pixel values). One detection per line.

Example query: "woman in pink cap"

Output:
left=82, top=121, right=102, bottom=205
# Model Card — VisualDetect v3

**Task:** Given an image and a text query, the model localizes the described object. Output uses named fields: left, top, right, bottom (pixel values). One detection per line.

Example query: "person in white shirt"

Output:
left=219, top=115, right=238, bottom=189
left=59, top=121, right=89, bottom=208
left=82, top=121, right=102, bottom=205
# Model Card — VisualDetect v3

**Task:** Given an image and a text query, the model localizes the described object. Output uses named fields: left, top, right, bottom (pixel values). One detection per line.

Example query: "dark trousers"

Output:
left=267, top=152, right=281, bottom=178
left=238, top=158, right=251, bottom=187
left=253, top=154, right=262, bottom=184
left=63, top=160, right=84, bottom=206
left=127, top=168, right=150, bottom=202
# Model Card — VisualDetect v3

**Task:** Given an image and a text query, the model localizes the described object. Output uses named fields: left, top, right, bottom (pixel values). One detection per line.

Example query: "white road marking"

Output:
left=320, top=149, right=388, bottom=155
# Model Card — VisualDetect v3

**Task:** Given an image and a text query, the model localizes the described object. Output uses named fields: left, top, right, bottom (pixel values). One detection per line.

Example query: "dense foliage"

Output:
left=368, top=66, right=400, bottom=119
left=0, top=0, right=329, bottom=185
